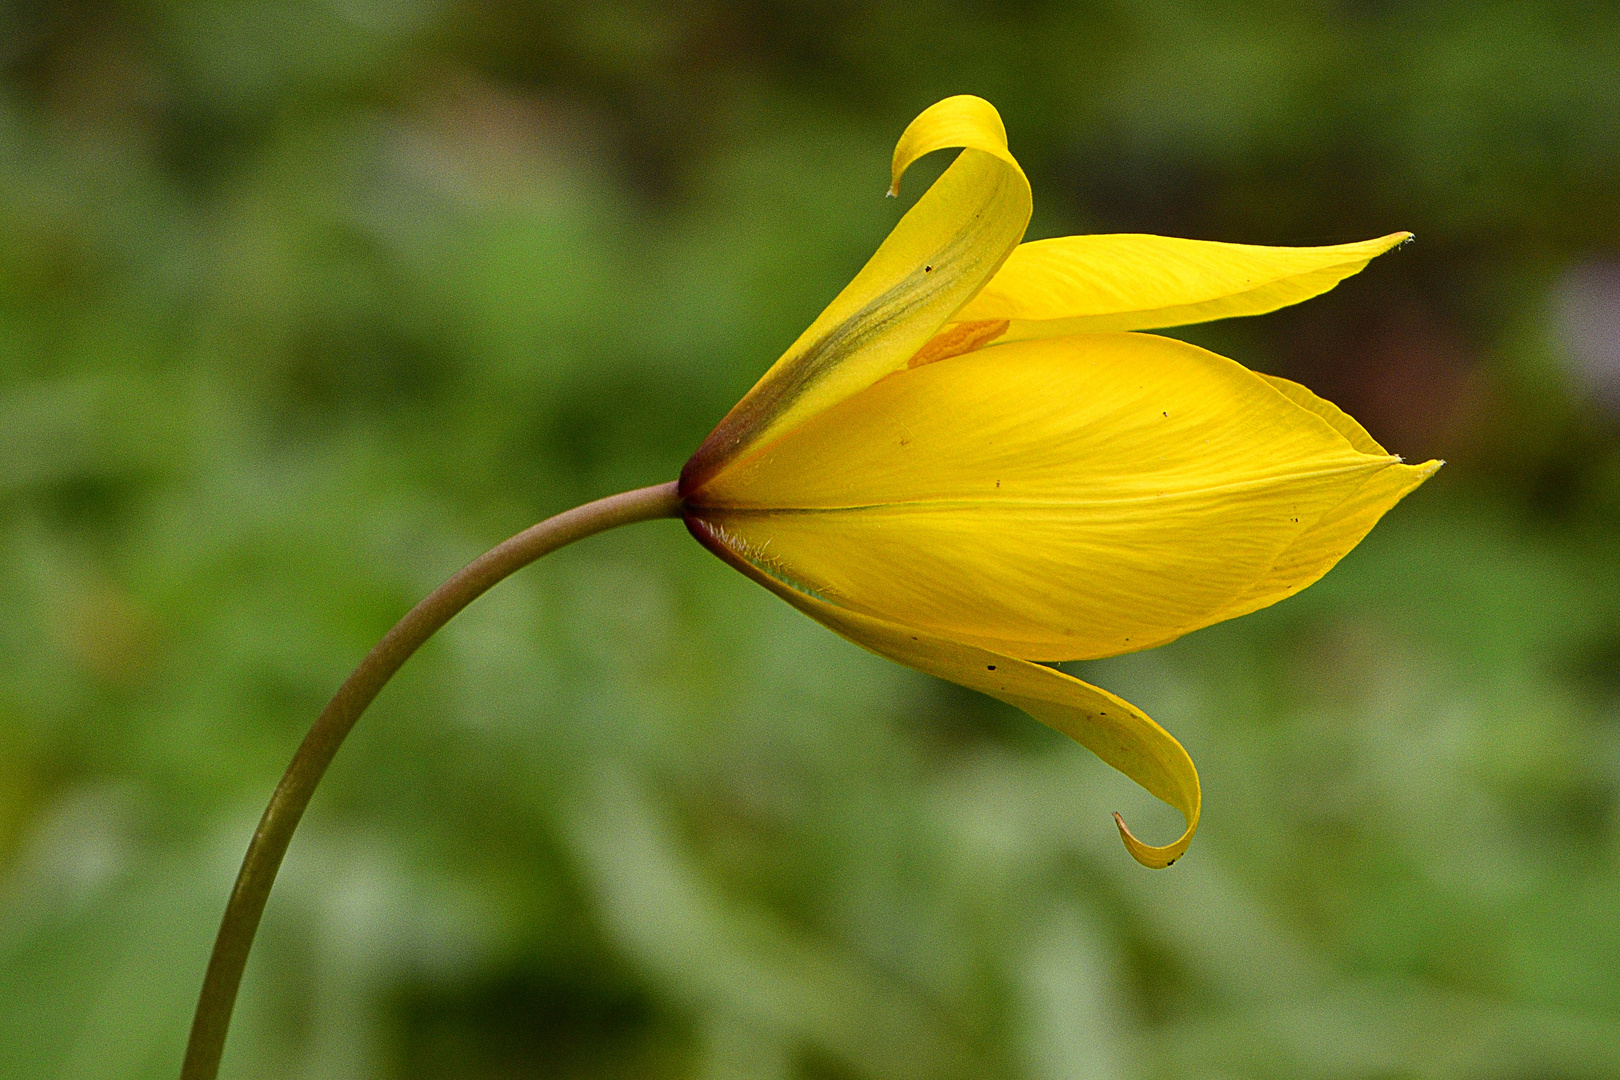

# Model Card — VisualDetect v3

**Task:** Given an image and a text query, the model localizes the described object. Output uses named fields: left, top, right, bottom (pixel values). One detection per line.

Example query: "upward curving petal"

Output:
left=689, top=333, right=1408, bottom=661
left=689, top=517, right=1199, bottom=868
left=681, top=96, right=1032, bottom=497
left=948, top=232, right=1410, bottom=342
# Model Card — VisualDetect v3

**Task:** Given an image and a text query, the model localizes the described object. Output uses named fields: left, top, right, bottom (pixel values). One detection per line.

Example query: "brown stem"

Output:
left=180, top=481, right=684, bottom=1080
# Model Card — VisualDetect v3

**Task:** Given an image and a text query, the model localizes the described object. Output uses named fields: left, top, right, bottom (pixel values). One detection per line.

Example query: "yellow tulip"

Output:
left=179, top=94, right=1448, bottom=1080
left=678, top=96, right=1440, bottom=868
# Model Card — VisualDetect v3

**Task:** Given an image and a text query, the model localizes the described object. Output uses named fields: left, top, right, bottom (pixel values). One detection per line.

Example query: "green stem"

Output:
left=180, top=481, right=684, bottom=1080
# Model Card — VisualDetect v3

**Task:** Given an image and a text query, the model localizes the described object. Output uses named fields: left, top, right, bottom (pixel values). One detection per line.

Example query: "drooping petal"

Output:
left=681, top=96, right=1032, bottom=496
left=689, top=518, right=1199, bottom=868
left=689, top=332, right=1413, bottom=662
left=946, top=232, right=1410, bottom=343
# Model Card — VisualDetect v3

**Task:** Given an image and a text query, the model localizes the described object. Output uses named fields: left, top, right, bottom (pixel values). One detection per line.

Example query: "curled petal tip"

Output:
left=1112, top=811, right=1189, bottom=870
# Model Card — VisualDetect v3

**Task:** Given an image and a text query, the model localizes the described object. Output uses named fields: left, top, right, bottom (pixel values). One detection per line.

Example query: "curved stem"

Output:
left=180, top=481, right=683, bottom=1080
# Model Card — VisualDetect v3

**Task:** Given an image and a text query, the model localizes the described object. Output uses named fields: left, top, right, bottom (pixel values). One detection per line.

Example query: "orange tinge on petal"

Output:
left=908, top=319, right=1010, bottom=368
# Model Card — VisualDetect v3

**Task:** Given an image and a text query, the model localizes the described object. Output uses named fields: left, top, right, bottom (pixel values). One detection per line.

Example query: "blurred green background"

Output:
left=4, top=2, right=1620, bottom=1077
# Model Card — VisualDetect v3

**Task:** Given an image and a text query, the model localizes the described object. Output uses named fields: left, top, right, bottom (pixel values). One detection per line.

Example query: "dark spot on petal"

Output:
left=924, top=265, right=933, bottom=273
left=986, top=664, right=996, bottom=670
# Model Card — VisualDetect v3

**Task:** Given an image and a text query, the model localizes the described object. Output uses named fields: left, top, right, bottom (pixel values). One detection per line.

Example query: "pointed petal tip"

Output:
left=1113, top=811, right=1191, bottom=869
left=1363, top=230, right=1412, bottom=252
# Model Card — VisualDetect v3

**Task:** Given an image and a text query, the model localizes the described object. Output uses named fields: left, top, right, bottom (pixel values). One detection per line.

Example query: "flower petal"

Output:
left=949, top=232, right=1410, bottom=341
left=681, top=96, right=1032, bottom=496
left=1256, top=373, right=1388, bottom=455
left=689, top=332, right=1402, bottom=661
left=689, top=517, right=1199, bottom=869
left=1193, top=374, right=1441, bottom=623
left=1215, top=466, right=1444, bottom=623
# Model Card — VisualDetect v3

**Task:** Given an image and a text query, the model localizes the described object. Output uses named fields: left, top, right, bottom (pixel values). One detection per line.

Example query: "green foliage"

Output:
left=2, top=2, right=1619, bottom=1077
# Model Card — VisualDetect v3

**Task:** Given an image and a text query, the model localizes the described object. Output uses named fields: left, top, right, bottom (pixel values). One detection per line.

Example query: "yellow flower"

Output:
left=678, top=96, right=1440, bottom=868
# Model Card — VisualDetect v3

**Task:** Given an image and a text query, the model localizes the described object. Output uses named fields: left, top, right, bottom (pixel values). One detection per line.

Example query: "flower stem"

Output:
left=180, top=481, right=683, bottom=1080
